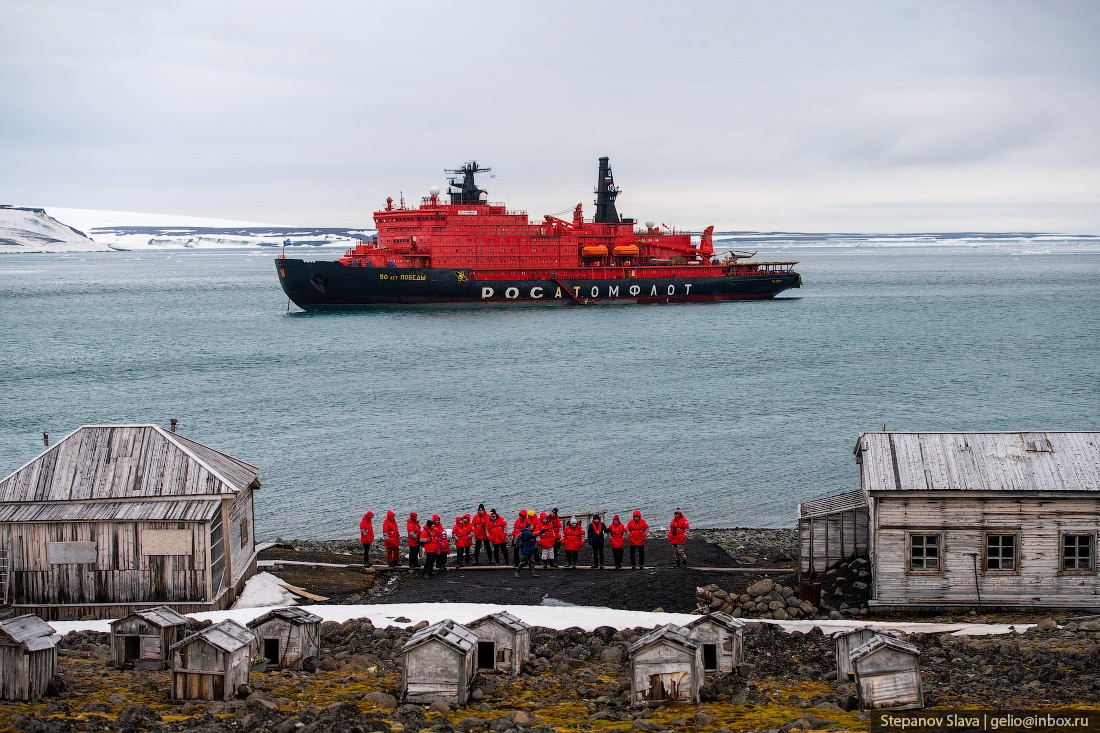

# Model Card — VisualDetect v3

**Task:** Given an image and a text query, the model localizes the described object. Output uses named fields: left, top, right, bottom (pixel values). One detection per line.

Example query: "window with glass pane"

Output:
left=985, top=534, right=1016, bottom=571
left=909, top=534, right=941, bottom=571
left=1062, top=534, right=1094, bottom=571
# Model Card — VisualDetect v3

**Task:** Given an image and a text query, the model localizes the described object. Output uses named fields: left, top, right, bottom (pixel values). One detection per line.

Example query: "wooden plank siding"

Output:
left=798, top=491, right=870, bottom=574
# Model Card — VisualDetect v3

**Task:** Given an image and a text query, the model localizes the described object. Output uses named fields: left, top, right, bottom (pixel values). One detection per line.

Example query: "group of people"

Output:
left=358, top=505, right=692, bottom=577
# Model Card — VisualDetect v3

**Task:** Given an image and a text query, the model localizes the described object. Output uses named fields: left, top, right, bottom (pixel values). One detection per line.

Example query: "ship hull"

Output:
left=276, top=259, right=800, bottom=310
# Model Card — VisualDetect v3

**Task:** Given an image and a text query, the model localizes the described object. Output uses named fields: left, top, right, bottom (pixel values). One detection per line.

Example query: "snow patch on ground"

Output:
left=230, top=571, right=299, bottom=610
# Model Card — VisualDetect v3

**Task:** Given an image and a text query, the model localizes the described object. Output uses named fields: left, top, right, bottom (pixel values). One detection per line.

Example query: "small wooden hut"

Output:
left=0, top=614, right=61, bottom=701
left=850, top=635, right=924, bottom=711
left=170, top=619, right=256, bottom=701
left=628, top=624, right=703, bottom=708
left=0, top=424, right=261, bottom=620
left=246, top=607, right=322, bottom=670
left=110, top=605, right=189, bottom=669
left=684, top=612, right=745, bottom=674
left=467, top=610, right=530, bottom=674
left=400, top=619, right=478, bottom=706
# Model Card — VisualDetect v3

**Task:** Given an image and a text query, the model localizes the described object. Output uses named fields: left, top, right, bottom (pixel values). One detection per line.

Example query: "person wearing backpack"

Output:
left=514, top=515, right=538, bottom=577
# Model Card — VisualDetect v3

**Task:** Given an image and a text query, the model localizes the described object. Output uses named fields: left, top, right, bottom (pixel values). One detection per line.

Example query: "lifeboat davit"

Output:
left=612, top=244, right=640, bottom=257
left=581, top=244, right=609, bottom=257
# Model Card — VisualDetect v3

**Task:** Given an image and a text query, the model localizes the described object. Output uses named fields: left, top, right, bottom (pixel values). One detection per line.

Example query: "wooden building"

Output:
left=628, top=624, right=704, bottom=708
left=0, top=424, right=261, bottom=620
left=169, top=619, right=256, bottom=701
left=832, top=626, right=899, bottom=680
left=400, top=619, right=478, bottom=706
left=798, top=490, right=869, bottom=575
left=684, top=612, right=745, bottom=674
left=0, top=614, right=60, bottom=701
left=803, top=432, right=1100, bottom=610
left=850, top=635, right=923, bottom=711
left=467, top=610, right=530, bottom=674
left=110, top=605, right=189, bottom=669
left=246, top=607, right=322, bottom=670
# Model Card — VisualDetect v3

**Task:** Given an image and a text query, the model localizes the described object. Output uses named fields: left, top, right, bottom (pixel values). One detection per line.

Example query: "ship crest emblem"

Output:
left=456, top=271, right=471, bottom=282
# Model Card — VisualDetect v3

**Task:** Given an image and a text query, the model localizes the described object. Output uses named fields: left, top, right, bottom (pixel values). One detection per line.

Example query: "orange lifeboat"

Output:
left=581, top=244, right=609, bottom=257
left=612, top=244, right=640, bottom=257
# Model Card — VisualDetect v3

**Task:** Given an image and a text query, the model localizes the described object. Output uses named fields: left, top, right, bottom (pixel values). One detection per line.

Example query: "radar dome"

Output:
left=645, top=219, right=655, bottom=229
left=479, top=191, right=487, bottom=199
left=429, top=186, right=440, bottom=196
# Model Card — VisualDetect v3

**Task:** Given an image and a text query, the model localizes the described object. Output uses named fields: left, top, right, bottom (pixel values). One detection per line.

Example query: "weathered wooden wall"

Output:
left=0, top=645, right=56, bottom=701
left=799, top=506, right=869, bottom=574
left=171, top=639, right=249, bottom=701
left=249, top=619, right=319, bottom=670
left=871, top=495, right=1100, bottom=608
left=853, top=647, right=923, bottom=710
left=403, top=640, right=472, bottom=705
left=687, top=620, right=741, bottom=674
left=468, top=621, right=528, bottom=674
left=225, top=491, right=255, bottom=589
left=630, top=642, right=702, bottom=708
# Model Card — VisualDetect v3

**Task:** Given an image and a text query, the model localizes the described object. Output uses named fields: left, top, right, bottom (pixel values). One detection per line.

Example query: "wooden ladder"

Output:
left=0, top=547, right=8, bottom=607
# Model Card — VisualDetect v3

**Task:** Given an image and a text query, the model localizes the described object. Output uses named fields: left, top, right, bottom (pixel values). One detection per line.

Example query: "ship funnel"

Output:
left=593, top=156, right=620, bottom=224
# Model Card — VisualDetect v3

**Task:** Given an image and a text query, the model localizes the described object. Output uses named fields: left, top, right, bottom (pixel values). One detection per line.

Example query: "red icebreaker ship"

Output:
left=275, top=158, right=801, bottom=309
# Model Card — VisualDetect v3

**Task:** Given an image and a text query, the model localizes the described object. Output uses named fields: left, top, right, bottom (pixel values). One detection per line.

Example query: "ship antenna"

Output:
left=593, top=156, right=620, bottom=224
left=445, top=161, right=491, bottom=205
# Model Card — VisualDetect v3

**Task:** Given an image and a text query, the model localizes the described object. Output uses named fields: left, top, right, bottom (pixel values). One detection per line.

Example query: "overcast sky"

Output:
left=2, top=1, right=1098, bottom=232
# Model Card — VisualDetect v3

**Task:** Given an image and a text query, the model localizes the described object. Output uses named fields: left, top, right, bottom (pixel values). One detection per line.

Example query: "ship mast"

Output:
left=445, top=162, right=490, bottom=205
left=593, top=156, right=620, bottom=224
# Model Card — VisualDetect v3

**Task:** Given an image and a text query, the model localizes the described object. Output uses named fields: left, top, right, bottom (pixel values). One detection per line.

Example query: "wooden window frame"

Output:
left=1059, top=532, right=1096, bottom=575
left=982, top=531, right=1021, bottom=575
left=239, top=519, right=249, bottom=550
left=904, top=532, right=944, bottom=576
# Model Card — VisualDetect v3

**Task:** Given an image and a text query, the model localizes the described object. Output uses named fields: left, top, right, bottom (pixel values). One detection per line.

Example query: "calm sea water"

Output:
left=2, top=241, right=1098, bottom=539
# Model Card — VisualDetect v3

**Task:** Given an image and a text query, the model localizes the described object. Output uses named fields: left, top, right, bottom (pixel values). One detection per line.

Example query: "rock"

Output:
left=772, top=609, right=789, bottom=620
left=427, top=700, right=451, bottom=713
left=364, top=691, right=398, bottom=708
left=394, top=616, right=412, bottom=623
left=600, top=646, right=626, bottom=664
left=737, top=662, right=756, bottom=678
left=745, top=579, right=775, bottom=597
left=1035, top=618, right=1058, bottom=631
left=1078, top=619, right=1100, bottom=632
left=512, top=710, right=535, bottom=725
left=115, top=705, right=163, bottom=731
left=470, top=688, right=484, bottom=701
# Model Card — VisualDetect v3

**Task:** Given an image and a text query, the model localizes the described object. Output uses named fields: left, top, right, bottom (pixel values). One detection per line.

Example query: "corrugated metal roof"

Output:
left=856, top=432, right=1100, bottom=494
left=402, top=619, right=477, bottom=654
left=799, top=490, right=868, bottom=518
left=850, top=634, right=920, bottom=662
left=469, top=610, right=529, bottom=634
left=628, top=623, right=699, bottom=656
left=0, top=499, right=220, bottom=523
left=171, top=619, right=255, bottom=654
left=0, top=424, right=259, bottom=504
left=0, top=614, right=62, bottom=652
left=110, top=606, right=189, bottom=630
left=248, top=607, right=322, bottom=628
left=684, top=612, right=746, bottom=632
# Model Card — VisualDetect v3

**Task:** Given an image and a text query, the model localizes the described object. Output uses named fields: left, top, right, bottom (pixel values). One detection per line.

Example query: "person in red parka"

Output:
left=420, top=519, right=438, bottom=578
left=488, top=509, right=508, bottom=564
left=608, top=514, right=627, bottom=569
left=668, top=507, right=690, bottom=567
left=626, top=510, right=649, bottom=569
left=472, top=504, right=490, bottom=564
left=382, top=510, right=401, bottom=566
left=433, top=515, right=449, bottom=573
left=359, top=511, right=375, bottom=567
left=562, top=516, right=585, bottom=569
left=536, top=512, right=556, bottom=570
left=453, top=514, right=473, bottom=568
left=406, top=512, right=422, bottom=569
left=550, top=508, right=564, bottom=567
left=511, top=510, right=528, bottom=567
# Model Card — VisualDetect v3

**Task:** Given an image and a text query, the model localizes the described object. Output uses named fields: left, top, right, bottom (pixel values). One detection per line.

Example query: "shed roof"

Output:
left=830, top=626, right=899, bottom=640
left=629, top=624, right=699, bottom=656
left=856, top=432, right=1100, bottom=494
left=469, top=610, right=530, bottom=634
left=402, top=619, right=477, bottom=655
left=171, top=619, right=255, bottom=654
left=0, top=424, right=259, bottom=505
left=799, top=490, right=868, bottom=518
left=0, top=499, right=221, bottom=524
left=0, top=614, right=62, bottom=652
left=850, top=635, right=920, bottom=663
left=684, top=612, right=746, bottom=633
left=248, top=607, right=323, bottom=628
left=111, top=605, right=189, bottom=630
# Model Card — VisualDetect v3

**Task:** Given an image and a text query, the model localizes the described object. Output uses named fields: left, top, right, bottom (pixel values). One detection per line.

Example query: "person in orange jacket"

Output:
left=453, top=514, right=473, bottom=568
left=627, top=510, right=649, bottom=569
left=488, top=508, right=508, bottom=564
left=432, top=514, right=449, bottom=573
left=562, top=516, right=585, bottom=569
left=669, top=507, right=690, bottom=567
left=382, top=510, right=401, bottom=566
left=420, top=519, right=438, bottom=578
left=550, top=508, right=564, bottom=566
left=536, top=512, right=556, bottom=569
left=472, top=504, right=490, bottom=564
left=511, top=510, right=529, bottom=567
left=406, top=512, right=422, bottom=568
left=608, top=514, right=627, bottom=569
left=359, top=511, right=375, bottom=567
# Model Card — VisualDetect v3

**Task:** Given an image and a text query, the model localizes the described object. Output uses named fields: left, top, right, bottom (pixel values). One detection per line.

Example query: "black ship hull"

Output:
left=276, top=259, right=801, bottom=310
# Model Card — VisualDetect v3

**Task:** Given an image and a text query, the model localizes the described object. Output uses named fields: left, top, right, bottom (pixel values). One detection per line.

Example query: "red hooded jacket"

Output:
left=359, top=512, right=374, bottom=545
left=668, top=512, right=689, bottom=545
left=406, top=514, right=421, bottom=547
left=563, top=521, right=584, bottom=551
left=453, top=516, right=473, bottom=548
left=473, top=509, right=490, bottom=540
left=488, top=513, right=507, bottom=544
left=627, top=512, right=649, bottom=546
left=382, top=511, right=400, bottom=547
left=609, top=516, right=626, bottom=549
left=421, top=523, right=439, bottom=554
left=537, top=517, right=556, bottom=549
